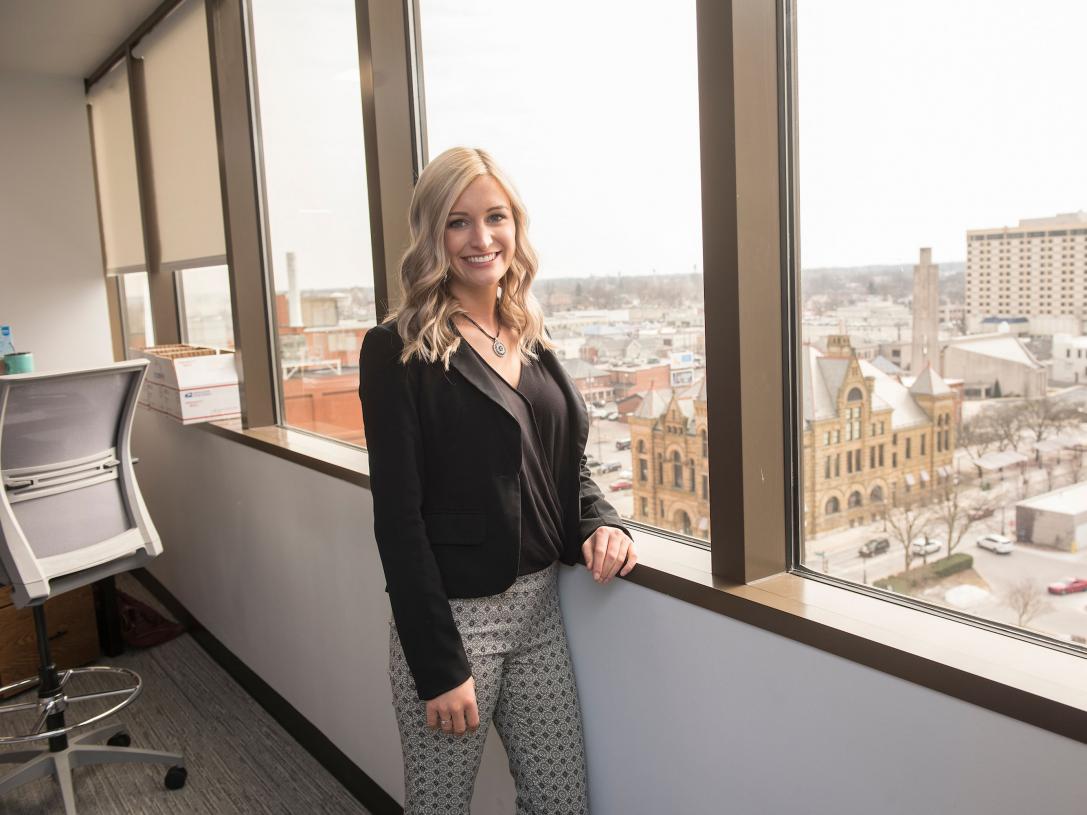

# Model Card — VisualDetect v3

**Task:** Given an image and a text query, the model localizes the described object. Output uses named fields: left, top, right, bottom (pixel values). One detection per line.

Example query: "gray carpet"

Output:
left=0, top=574, right=373, bottom=814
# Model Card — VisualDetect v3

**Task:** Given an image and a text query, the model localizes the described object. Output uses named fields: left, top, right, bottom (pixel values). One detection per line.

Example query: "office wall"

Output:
left=0, top=72, right=113, bottom=370
left=134, top=409, right=1087, bottom=814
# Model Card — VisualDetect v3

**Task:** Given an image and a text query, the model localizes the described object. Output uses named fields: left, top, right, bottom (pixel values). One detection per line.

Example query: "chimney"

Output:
left=286, top=251, right=303, bottom=328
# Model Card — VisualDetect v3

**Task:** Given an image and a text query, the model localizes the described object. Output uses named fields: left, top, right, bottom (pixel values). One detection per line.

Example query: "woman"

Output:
left=358, top=146, right=637, bottom=814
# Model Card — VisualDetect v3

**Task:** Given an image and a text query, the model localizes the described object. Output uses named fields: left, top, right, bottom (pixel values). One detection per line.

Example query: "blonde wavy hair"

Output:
left=382, top=146, right=556, bottom=369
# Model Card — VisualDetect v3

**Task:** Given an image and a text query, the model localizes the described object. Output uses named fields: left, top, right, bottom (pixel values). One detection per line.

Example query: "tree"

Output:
left=1021, top=396, right=1080, bottom=445
left=883, top=497, right=932, bottom=573
left=958, top=412, right=1001, bottom=476
left=931, top=476, right=999, bottom=559
left=986, top=402, right=1029, bottom=453
left=1003, top=578, right=1052, bottom=628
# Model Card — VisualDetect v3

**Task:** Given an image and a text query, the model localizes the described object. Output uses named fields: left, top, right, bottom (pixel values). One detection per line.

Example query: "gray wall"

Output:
left=133, top=408, right=1087, bottom=814
left=0, top=71, right=113, bottom=370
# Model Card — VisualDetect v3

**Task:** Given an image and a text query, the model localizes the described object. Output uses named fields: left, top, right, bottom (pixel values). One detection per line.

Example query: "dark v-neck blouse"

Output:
left=465, top=341, right=573, bottom=575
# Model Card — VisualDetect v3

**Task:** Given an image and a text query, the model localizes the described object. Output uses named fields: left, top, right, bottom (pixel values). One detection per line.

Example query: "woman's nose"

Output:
left=470, top=222, right=492, bottom=249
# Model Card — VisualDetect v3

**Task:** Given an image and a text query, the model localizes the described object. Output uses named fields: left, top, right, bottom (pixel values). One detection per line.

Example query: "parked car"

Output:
left=585, top=456, right=601, bottom=468
left=609, top=478, right=633, bottom=492
left=618, top=468, right=633, bottom=480
left=1047, top=577, right=1087, bottom=595
left=592, top=400, right=607, bottom=409
left=967, top=506, right=995, bottom=522
left=615, top=438, right=632, bottom=451
left=599, top=461, right=622, bottom=474
left=910, top=536, right=942, bottom=557
left=605, top=411, right=619, bottom=421
left=976, top=533, right=1014, bottom=555
left=858, top=538, right=890, bottom=558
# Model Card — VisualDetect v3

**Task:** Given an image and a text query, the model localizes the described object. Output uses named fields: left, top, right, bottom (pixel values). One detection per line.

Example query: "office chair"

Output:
left=0, top=360, right=187, bottom=814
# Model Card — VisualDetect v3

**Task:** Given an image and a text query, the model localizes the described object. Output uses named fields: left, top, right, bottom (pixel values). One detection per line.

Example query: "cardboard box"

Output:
left=137, top=344, right=241, bottom=424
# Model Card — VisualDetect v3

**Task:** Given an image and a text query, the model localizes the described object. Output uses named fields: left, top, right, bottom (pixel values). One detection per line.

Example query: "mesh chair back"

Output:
left=0, top=360, right=162, bottom=606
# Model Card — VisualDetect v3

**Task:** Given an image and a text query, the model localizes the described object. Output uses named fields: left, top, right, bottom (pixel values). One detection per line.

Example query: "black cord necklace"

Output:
left=461, top=312, right=507, bottom=357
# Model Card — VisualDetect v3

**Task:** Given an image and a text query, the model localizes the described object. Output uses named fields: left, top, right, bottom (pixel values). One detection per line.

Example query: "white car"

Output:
left=910, top=536, right=941, bottom=557
left=976, top=533, right=1014, bottom=555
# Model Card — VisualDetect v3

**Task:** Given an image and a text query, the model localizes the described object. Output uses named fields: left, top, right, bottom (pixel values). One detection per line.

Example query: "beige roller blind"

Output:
left=87, top=60, right=146, bottom=275
left=134, top=0, right=226, bottom=270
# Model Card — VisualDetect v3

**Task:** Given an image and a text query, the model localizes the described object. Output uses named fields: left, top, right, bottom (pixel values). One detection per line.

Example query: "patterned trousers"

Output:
left=388, top=561, right=591, bottom=815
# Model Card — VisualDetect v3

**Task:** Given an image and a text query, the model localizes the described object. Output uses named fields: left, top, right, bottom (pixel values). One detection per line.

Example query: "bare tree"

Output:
left=1021, top=396, right=1081, bottom=445
left=958, top=413, right=1001, bottom=476
left=1003, top=578, right=1052, bottom=628
left=987, top=402, right=1029, bottom=453
left=883, top=496, right=932, bottom=573
left=931, top=477, right=999, bottom=559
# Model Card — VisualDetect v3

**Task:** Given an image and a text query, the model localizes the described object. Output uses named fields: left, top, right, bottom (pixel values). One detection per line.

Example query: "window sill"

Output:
left=198, top=420, right=1087, bottom=746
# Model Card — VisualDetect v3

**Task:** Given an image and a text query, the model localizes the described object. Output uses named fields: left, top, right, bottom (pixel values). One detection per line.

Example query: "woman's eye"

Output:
left=487, top=213, right=507, bottom=223
left=447, top=219, right=467, bottom=229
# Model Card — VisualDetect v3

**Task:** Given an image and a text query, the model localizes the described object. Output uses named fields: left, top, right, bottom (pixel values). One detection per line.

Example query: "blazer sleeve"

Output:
left=576, top=451, right=635, bottom=550
left=358, top=326, right=471, bottom=701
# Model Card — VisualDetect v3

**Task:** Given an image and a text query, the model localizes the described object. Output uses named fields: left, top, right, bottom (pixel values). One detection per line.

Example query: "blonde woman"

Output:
left=358, top=146, right=637, bottom=814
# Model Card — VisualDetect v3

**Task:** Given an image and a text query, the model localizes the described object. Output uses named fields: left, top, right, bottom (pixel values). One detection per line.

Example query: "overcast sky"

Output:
left=247, top=0, right=1086, bottom=291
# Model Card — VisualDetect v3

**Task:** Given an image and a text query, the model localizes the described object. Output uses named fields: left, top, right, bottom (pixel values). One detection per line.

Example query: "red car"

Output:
left=1047, top=577, right=1087, bottom=595
left=608, top=478, right=633, bottom=492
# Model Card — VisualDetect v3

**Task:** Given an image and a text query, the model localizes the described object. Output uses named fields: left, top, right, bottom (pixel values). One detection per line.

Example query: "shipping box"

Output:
left=137, top=344, right=241, bottom=424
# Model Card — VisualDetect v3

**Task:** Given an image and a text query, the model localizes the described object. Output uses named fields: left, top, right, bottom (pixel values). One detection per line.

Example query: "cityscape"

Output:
left=126, top=210, right=1087, bottom=648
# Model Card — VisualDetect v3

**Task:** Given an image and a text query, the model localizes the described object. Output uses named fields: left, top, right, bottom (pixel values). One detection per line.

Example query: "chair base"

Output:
left=0, top=721, right=185, bottom=815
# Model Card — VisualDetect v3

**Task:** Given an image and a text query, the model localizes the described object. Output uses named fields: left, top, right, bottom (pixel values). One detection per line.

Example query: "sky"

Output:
left=246, top=0, right=1086, bottom=291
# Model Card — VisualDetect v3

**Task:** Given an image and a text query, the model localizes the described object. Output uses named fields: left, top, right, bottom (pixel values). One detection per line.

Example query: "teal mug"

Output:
left=3, top=352, right=34, bottom=374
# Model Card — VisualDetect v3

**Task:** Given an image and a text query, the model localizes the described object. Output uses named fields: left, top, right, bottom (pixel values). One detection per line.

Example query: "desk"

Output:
left=0, top=577, right=124, bottom=696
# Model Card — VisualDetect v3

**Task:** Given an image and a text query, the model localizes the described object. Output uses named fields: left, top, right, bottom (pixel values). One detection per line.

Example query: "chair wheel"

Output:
left=107, top=732, right=131, bottom=747
left=164, top=765, right=187, bottom=790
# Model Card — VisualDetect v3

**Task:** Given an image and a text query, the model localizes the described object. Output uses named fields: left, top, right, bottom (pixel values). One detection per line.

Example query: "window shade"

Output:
left=133, top=0, right=226, bottom=269
left=87, top=60, right=146, bottom=275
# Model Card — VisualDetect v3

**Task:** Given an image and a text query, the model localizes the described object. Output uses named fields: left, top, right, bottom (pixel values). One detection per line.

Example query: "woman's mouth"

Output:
left=463, top=251, right=499, bottom=266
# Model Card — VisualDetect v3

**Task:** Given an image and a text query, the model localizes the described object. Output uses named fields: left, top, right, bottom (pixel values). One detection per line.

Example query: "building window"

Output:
left=905, top=437, right=911, bottom=459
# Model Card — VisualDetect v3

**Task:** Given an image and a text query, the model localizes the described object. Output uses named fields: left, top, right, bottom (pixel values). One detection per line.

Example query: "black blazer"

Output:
left=358, top=322, right=633, bottom=700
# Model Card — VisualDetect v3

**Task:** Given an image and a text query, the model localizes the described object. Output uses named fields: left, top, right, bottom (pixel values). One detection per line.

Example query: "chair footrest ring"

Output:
left=0, top=666, right=143, bottom=745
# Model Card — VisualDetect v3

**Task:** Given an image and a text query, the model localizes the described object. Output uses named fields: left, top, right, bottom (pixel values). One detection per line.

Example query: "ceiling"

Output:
left=0, top=0, right=166, bottom=79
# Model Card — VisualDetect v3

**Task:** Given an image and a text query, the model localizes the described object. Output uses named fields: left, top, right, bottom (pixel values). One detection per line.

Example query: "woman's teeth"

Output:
left=465, top=252, right=497, bottom=264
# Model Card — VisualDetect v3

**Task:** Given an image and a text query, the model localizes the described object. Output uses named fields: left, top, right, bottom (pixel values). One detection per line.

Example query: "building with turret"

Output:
left=626, top=378, right=710, bottom=540
left=802, top=334, right=958, bottom=537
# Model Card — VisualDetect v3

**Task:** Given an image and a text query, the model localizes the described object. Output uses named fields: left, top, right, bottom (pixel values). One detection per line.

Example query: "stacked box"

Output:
left=137, top=344, right=241, bottom=424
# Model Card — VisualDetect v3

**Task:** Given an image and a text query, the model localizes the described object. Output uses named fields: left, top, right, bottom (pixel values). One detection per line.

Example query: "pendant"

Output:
left=493, top=338, right=507, bottom=357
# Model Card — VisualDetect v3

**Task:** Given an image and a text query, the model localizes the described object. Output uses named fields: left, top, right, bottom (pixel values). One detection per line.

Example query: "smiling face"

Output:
left=443, top=174, right=516, bottom=291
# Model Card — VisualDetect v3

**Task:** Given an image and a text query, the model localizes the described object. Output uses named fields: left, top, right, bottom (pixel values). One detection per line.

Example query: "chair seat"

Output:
left=39, top=529, right=147, bottom=583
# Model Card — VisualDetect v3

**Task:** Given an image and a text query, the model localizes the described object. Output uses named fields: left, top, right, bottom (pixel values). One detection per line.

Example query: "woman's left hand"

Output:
left=581, top=527, right=637, bottom=584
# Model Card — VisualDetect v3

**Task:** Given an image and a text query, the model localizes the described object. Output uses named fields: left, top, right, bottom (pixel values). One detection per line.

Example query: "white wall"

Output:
left=0, top=71, right=113, bottom=370
left=133, top=409, right=1087, bottom=814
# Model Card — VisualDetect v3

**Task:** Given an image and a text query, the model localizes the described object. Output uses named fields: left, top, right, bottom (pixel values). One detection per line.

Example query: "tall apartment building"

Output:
left=965, top=212, right=1087, bottom=335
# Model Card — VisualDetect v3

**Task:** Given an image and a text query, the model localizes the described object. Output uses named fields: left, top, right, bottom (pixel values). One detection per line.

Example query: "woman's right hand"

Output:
left=426, top=676, right=479, bottom=736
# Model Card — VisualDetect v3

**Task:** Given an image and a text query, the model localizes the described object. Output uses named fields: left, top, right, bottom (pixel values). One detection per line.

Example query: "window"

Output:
left=250, top=0, right=375, bottom=446
left=177, top=265, right=234, bottom=349
left=795, top=0, right=1087, bottom=647
left=420, top=0, right=704, bottom=542
left=119, top=272, right=153, bottom=354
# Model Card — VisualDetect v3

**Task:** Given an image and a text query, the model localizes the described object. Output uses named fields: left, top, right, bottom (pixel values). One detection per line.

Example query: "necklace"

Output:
left=461, top=312, right=507, bottom=357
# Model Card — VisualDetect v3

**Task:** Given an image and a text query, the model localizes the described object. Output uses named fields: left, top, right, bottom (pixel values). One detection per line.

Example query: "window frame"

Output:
left=92, top=0, right=1087, bottom=746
